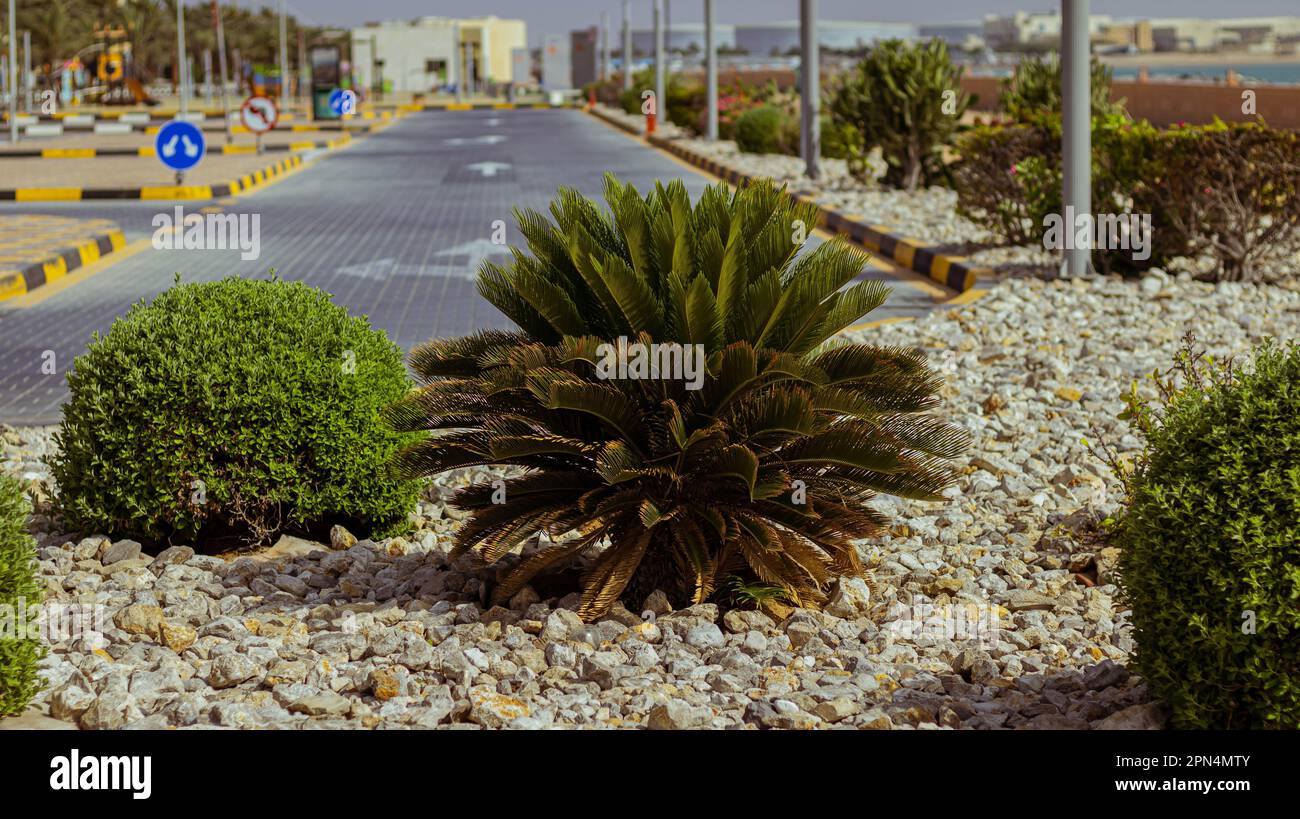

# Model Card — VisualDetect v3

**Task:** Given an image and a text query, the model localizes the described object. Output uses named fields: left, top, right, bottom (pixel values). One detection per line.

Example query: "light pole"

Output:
left=176, top=0, right=188, bottom=115
left=653, top=0, right=664, bottom=128
left=211, top=0, right=231, bottom=143
left=1062, top=0, right=1092, bottom=277
left=799, top=0, right=820, bottom=179
left=705, top=0, right=717, bottom=141
left=622, top=0, right=632, bottom=91
left=7, top=0, right=17, bottom=143
left=600, top=11, right=610, bottom=81
left=278, top=0, right=289, bottom=103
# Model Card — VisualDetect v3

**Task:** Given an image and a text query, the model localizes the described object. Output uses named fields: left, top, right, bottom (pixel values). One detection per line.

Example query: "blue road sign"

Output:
left=329, top=88, right=358, bottom=116
left=154, top=120, right=206, bottom=172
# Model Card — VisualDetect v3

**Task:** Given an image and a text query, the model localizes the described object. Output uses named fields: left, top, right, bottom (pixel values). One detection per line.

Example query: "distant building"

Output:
left=350, top=16, right=526, bottom=93
left=982, top=11, right=1112, bottom=49
left=918, top=22, right=985, bottom=51
left=571, top=27, right=599, bottom=89
left=734, top=21, right=917, bottom=56
left=629, top=24, right=737, bottom=56
left=541, top=34, right=571, bottom=91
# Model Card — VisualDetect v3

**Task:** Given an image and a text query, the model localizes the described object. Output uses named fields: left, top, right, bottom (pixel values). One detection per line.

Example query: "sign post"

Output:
left=155, top=119, right=206, bottom=185
left=240, top=93, right=279, bottom=154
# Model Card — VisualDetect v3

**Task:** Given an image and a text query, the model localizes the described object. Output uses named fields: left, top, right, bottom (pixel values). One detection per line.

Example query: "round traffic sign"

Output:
left=240, top=94, right=280, bottom=134
left=154, top=119, right=206, bottom=172
left=328, top=88, right=358, bottom=116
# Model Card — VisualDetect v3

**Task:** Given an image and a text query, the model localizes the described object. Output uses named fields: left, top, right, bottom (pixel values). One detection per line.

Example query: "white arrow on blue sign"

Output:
left=154, top=120, right=206, bottom=172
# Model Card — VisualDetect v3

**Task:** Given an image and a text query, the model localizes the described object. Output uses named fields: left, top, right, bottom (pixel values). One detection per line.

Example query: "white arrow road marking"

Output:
left=335, top=242, right=512, bottom=282
left=466, top=161, right=511, bottom=177
left=485, top=117, right=502, bottom=126
left=443, top=134, right=507, bottom=146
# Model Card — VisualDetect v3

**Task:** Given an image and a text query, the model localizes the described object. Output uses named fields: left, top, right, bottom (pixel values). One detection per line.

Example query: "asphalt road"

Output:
left=0, top=108, right=939, bottom=425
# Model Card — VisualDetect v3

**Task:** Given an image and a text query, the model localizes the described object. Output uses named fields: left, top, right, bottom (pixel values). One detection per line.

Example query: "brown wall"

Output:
left=959, top=75, right=1300, bottom=129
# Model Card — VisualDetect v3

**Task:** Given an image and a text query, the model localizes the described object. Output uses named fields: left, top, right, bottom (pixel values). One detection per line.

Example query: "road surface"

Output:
left=0, top=108, right=939, bottom=425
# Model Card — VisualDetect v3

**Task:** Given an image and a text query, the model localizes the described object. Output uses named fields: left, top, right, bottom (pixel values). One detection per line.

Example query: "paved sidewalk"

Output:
left=0, top=129, right=355, bottom=157
left=0, top=152, right=313, bottom=189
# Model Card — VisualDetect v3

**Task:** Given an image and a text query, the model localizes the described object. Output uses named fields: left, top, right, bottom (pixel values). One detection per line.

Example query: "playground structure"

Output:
left=51, top=25, right=160, bottom=107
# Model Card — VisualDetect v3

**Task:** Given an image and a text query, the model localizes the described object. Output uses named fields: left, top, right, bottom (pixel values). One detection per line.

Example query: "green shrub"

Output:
left=386, top=175, right=966, bottom=620
left=1144, top=121, right=1300, bottom=282
left=51, top=276, right=421, bottom=546
left=0, top=474, right=44, bottom=716
left=999, top=54, right=1126, bottom=121
left=819, top=115, right=859, bottom=161
left=828, top=38, right=969, bottom=190
left=1111, top=340, right=1300, bottom=729
left=953, top=121, right=1059, bottom=246
left=735, top=104, right=798, bottom=155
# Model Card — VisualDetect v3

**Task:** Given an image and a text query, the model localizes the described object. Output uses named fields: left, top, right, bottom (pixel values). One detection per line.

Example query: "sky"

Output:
left=271, top=1, right=1299, bottom=44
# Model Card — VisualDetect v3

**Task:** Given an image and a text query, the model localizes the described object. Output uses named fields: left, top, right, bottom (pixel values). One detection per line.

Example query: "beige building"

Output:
left=350, top=16, right=526, bottom=94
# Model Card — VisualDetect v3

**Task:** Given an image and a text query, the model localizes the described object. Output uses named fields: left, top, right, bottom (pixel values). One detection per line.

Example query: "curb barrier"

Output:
left=0, top=133, right=352, bottom=160
left=0, top=228, right=126, bottom=303
left=0, top=154, right=304, bottom=202
left=586, top=104, right=993, bottom=293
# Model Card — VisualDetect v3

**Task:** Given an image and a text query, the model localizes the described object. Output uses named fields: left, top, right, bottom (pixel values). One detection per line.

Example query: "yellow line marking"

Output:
left=946, top=286, right=990, bottom=306
left=844, top=315, right=915, bottom=332
left=42, top=148, right=96, bottom=158
left=3, top=238, right=151, bottom=309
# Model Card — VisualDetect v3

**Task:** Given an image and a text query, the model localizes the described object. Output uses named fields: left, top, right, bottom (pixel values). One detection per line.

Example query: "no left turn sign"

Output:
left=240, top=95, right=280, bottom=134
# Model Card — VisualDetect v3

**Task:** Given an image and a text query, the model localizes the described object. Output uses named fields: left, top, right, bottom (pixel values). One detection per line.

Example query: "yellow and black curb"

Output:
left=0, top=153, right=304, bottom=202
left=587, top=105, right=993, bottom=293
left=399, top=101, right=582, bottom=112
left=0, top=228, right=126, bottom=303
left=0, top=133, right=353, bottom=160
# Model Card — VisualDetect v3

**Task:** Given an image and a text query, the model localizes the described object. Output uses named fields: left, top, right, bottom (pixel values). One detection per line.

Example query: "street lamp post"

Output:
left=799, top=0, right=820, bottom=179
left=278, top=0, right=289, bottom=103
left=7, top=0, right=17, bottom=143
left=176, top=0, right=188, bottom=116
left=622, top=0, right=632, bottom=91
left=704, top=0, right=717, bottom=141
left=600, top=11, right=610, bottom=82
left=653, top=0, right=664, bottom=128
left=211, top=0, right=231, bottom=144
left=1062, top=0, right=1092, bottom=277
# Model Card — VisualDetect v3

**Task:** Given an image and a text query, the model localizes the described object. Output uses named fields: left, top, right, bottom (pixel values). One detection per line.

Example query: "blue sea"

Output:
left=1109, top=63, right=1300, bottom=85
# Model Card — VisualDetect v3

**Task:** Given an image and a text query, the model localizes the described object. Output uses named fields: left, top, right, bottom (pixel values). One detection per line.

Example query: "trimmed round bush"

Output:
left=0, top=474, right=44, bottom=716
left=1115, top=341, right=1300, bottom=729
left=735, top=104, right=796, bottom=155
left=52, top=277, right=421, bottom=546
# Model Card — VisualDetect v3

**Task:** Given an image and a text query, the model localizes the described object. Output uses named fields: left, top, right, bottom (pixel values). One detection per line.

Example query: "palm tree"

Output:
left=388, top=175, right=967, bottom=619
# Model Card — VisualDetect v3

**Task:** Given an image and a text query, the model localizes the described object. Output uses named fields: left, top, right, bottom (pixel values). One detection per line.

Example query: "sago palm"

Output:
left=387, top=174, right=966, bottom=620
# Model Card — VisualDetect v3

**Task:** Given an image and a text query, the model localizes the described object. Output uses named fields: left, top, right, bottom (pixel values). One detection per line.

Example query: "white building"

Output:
left=983, top=11, right=1112, bottom=49
left=350, top=16, right=526, bottom=94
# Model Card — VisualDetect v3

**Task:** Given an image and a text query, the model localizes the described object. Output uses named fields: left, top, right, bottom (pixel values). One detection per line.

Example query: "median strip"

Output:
left=0, top=217, right=126, bottom=303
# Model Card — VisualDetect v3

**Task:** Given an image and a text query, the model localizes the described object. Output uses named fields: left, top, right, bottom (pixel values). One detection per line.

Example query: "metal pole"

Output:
left=453, top=22, right=462, bottom=102
left=176, top=0, right=188, bottom=116
left=653, top=0, right=664, bottom=126
left=203, top=48, right=213, bottom=105
left=622, top=0, right=632, bottom=91
left=278, top=0, right=289, bottom=104
left=298, top=28, right=306, bottom=103
left=705, top=0, right=717, bottom=140
left=600, top=11, right=610, bottom=81
left=213, top=0, right=231, bottom=144
left=7, top=0, right=17, bottom=143
left=1062, top=0, right=1091, bottom=277
left=800, top=0, right=820, bottom=179
left=21, top=29, right=29, bottom=113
